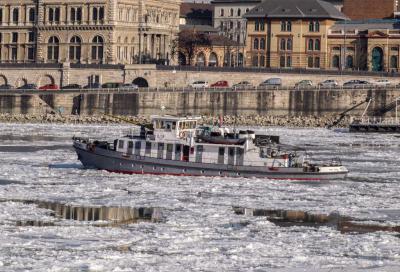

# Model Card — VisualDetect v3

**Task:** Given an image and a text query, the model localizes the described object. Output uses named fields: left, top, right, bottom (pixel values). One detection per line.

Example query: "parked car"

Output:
left=232, top=81, right=253, bottom=89
left=62, top=84, right=82, bottom=89
left=210, top=80, right=229, bottom=88
left=259, top=78, right=282, bottom=87
left=38, top=84, right=59, bottom=91
left=84, top=83, right=102, bottom=89
left=120, top=83, right=139, bottom=90
left=318, top=79, right=339, bottom=88
left=0, top=84, right=14, bottom=90
left=17, top=84, right=37, bottom=90
left=343, top=80, right=372, bottom=88
left=189, top=81, right=209, bottom=89
left=373, top=79, right=392, bottom=87
left=295, top=80, right=313, bottom=88
left=102, top=82, right=124, bottom=89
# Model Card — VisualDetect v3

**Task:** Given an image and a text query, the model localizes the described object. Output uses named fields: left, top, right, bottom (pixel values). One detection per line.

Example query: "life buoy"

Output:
left=179, top=131, right=186, bottom=139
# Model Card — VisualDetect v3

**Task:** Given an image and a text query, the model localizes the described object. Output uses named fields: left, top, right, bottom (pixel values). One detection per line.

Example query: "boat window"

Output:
left=128, top=141, right=134, bottom=149
left=167, top=144, right=173, bottom=152
left=157, top=143, right=164, bottom=159
left=172, top=122, right=176, bottom=129
left=145, top=141, right=151, bottom=155
left=218, top=147, right=225, bottom=164
left=135, top=141, right=141, bottom=156
left=118, top=140, right=124, bottom=149
left=218, top=147, right=225, bottom=156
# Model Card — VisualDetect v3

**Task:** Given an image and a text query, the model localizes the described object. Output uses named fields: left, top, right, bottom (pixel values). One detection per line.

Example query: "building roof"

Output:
left=331, top=19, right=400, bottom=31
left=244, top=0, right=348, bottom=20
left=180, top=3, right=213, bottom=19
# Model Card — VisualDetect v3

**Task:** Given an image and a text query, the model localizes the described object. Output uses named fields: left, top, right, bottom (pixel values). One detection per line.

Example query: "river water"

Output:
left=0, top=123, right=399, bottom=271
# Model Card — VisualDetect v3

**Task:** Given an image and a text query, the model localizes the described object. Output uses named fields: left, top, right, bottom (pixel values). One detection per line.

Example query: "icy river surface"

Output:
left=0, top=123, right=399, bottom=271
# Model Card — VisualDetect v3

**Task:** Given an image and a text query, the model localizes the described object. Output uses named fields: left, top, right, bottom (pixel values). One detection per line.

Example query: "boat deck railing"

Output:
left=354, top=116, right=400, bottom=126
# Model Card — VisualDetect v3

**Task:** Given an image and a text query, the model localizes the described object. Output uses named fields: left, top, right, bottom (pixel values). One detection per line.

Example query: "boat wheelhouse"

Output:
left=73, top=116, right=348, bottom=180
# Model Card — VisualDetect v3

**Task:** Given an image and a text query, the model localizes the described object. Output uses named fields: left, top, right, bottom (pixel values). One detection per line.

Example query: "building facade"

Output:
left=244, top=0, right=347, bottom=69
left=211, top=0, right=261, bottom=45
left=0, top=0, right=180, bottom=65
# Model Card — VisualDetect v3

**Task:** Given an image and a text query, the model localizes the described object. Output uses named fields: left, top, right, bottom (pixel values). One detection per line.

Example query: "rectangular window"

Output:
left=28, top=32, right=34, bottom=42
left=11, top=47, right=17, bottom=60
left=12, top=32, right=18, bottom=43
left=134, top=141, right=141, bottom=156
left=166, top=144, right=173, bottom=160
left=228, top=147, right=235, bottom=165
left=157, top=143, right=164, bottom=159
left=118, top=140, right=124, bottom=149
left=145, top=142, right=152, bottom=156
left=218, top=147, right=225, bottom=164
left=195, top=145, right=203, bottom=163
left=27, top=47, right=34, bottom=60
left=0, top=8, right=3, bottom=24
left=175, top=144, right=182, bottom=160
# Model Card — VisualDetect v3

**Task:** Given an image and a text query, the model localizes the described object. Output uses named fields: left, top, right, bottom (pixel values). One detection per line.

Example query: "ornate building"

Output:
left=0, top=0, right=180, bottom=64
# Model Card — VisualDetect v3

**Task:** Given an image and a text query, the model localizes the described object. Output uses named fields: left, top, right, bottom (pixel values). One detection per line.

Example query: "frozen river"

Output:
left=0, top=123, right=399, bottom=271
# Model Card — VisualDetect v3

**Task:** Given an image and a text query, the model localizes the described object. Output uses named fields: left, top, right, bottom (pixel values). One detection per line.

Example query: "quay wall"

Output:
left=0, top=89, right=397, bottom=117
left=0, top=65, right=399, bottom=88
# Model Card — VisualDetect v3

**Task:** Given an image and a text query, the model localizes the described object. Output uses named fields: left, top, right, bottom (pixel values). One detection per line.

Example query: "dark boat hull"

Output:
left=73, top=143, right=348, bottom=181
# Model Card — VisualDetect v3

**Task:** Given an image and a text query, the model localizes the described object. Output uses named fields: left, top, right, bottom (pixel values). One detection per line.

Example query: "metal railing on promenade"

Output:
left=2, top=84, right=400, bottom=95
left=157, top=65, right=400, bottom=78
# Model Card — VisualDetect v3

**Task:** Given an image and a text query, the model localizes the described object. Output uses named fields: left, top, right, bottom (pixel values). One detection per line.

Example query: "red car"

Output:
left=210, top=80, right=229, bottom=88
left=39, top=84, right=59, bottom=91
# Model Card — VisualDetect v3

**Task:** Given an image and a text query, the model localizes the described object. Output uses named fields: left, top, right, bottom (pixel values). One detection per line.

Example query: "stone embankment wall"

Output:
left=0, top=88, right=397, bottom=127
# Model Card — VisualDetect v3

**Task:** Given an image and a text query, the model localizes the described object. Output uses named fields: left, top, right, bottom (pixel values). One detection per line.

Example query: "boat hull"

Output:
left=73, top=143, right=348, bottom=181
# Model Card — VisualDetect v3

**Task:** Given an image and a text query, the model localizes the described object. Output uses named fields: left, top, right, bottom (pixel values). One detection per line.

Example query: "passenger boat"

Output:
left=73, top=116, right=348, bottom=180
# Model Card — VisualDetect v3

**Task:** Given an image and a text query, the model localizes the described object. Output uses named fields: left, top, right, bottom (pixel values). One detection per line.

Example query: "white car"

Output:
left=318, top=79, right=339, bottom=88
left=190, top=81, right=209, bottom=89
left=120, top=83, right=139, bottom=90
left=373, top=79, right=392, bottom=87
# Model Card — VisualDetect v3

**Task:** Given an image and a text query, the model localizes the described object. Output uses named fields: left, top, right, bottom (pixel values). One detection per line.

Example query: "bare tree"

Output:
left=173, top=28, right=211, bottom=66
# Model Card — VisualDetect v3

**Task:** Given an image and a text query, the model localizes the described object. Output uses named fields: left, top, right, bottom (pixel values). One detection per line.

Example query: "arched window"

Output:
left=69, top=36, right=81, bottom=62
left=260, top=38, right=265, bottom=50
left=12, top=8, right=19, bottom=23
left=287, top=38, right=292, bottom=51
left=230, top=8, right=234, bottom=17
left=308, top=39, right=314, bottom=51
left=308, top=56, right=313, bottom=68
left=246, top=8, right=250, bottom=13
left=390, top=55, right=398, bottom=69
left=47, top=36, right=59, bottom=61
left=237, top=9, right=241, bottom=16
left=229, top=21, right=233, bottom=29
left=287, top=56, right=292, bottom=67
left=91, top=36, right=104, bottom=62
left=315, top=21, right=320, bottom=32
left=346, top=55, right=354, bottom=69
left=332, top=55, right=340, bottom=68
left=209, top=52, right=218, bottom=67
left=237, top=21, right=241, bottom=29
left=281, top=21, right=286, bottom=32
left=220, top=8, right=224, bottom=17
left=314, top=57, right=320, bottom=68
left=196, top=52, right=205, bottom=66
left=287, top=21, right=292, bottom=32
left=309, top=21, right=314, bottom=32
left=259, top=55, right=265, bottom=67
left=280, top=56, right=285, bottom=67
left=280, top=38, right=286, bottom=51
left=253, top=38, right=259, bottom=50
left=93, top=7, right=98, bottom=21
left=315, top=39, right=320, bottom=51
left=29, top=8, right=35, bottom=23
left=252, top=55, right=258, bottom=67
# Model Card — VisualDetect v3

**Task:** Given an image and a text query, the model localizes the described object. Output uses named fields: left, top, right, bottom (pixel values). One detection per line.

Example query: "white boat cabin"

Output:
left=114, top=116, right=304, bottom=168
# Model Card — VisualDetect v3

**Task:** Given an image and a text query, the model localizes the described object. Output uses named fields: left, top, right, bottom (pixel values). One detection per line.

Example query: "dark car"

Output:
left=39, top=84, right=59, bottom=91
left=210, top=80, right=229, bottom=88
left=343, top=80, right=372, bottom=88
left=0, top=84, right=15, bottom=90
left=17, top=83, right=37, bottom=90
left=62, top=84, right=82, bottom=89
left=101, top=82, right=124, bottom=89
left=83, top=83, right=102, bottom=89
